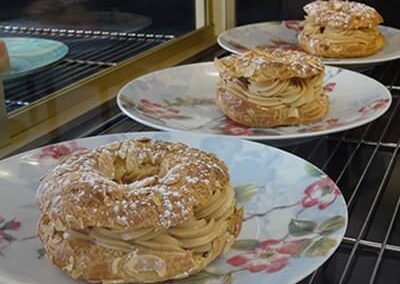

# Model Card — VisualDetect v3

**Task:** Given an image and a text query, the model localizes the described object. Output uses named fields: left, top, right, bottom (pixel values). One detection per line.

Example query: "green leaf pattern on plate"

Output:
left=293, top=239, right=313, bottom=257
left=231, top=239, right=260, bottom=251
left=304, top=237, right=338, bottom=258
left=289, top=219, right=317, bottom=236
left=37, top=248, right=46, bottom=259
left=318, top=215, right=347, bottom=235
left=304, top=163, right=323, bottom=177
left=235, top=184, right=259, bottom=203
left=226, top=175, right=346, bottom=277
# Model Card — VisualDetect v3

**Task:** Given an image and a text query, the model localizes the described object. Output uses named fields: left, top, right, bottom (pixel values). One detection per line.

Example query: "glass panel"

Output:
left=0, top=0, right=206, bottom=114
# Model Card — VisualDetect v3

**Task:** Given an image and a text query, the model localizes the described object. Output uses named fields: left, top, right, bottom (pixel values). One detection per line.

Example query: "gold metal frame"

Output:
left=212, top=0, right=236, bottom=34
left=0, top=80, right=9, bottom=148
left=0, top=0, right=236, bottom=157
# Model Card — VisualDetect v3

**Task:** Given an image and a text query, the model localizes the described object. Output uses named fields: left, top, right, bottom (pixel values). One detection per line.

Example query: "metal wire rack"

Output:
left=11, top=46, right=400, bottom=283
left=0, top=24, right=177, bottom=112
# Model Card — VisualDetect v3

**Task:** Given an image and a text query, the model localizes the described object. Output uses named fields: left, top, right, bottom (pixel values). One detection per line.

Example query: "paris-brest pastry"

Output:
left=298, top=0, right=384, bottom=58
left=215, top=48, right=328, bottom=127
left=36, top=138, right=243, bottom=283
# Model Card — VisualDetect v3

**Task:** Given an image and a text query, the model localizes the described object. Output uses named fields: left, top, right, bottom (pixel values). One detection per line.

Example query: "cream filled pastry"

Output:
left=298, top=0, right=384, bottom=58
left=215, top=48, right=328, bottom=127
left=36, top=138, right=243, bottom=283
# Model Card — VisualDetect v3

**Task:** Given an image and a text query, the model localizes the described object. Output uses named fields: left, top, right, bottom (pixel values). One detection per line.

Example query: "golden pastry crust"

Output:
left=303, top=0, right=383, bottom=30
left=36, top=138, right=243, bottom=283
left=299, top=0, right=385, bottom=58
left=216, top=88, right=329, bottom=127
left=36, top=139, right=229, bottom=231
left=215, top=49, right=328, bottom=127
left=215, top=48, right=324, bottom=81
left=38, top=207, right=243, bottom=283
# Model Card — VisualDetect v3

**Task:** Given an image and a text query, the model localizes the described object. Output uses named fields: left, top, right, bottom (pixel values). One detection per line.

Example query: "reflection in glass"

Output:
left=0, top=0, right=203, bottom=113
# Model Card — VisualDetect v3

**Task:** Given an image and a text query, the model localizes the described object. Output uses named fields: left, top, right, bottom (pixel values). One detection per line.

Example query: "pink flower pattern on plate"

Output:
left=139, top=98, right=181, bottom=119
left=358, top=99, right=390, bottom=116
left=301, top=176, right=341, bottom=209
left=269, top=40, right=303, bottom=52
left=227, top=239, right=304, bottom=273
left=298, top=119, right=341, bottom=133
left=284, top=20, right=304, bottom=33
left=39, top=140, right=85, bottom=163
left=0, top=215, right=22, bottom=253
left=223, top=121, right=254, bottom=136
left=323, top=82, right=336, bottom=93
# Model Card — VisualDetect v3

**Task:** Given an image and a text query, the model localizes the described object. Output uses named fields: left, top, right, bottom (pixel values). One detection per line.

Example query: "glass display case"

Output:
left=1, top=1, right=400, bottom=284
left=0, top=0, right=226, bottom=152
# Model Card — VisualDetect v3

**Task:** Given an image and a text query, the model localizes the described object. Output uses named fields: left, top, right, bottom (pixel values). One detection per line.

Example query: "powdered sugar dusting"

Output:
left=36, top=138, right=227, bottom=230
left=216, top=48, right=324, bottom=81
left=304, top=0, right=383, bottom=29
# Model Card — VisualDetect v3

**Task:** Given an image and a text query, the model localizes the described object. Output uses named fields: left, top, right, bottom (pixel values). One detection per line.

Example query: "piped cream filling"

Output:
left=62, top=185, right=235, bottom=255
left=218, top=74, right=323, bottom=118
left=303, top=18, right=381, bottom=45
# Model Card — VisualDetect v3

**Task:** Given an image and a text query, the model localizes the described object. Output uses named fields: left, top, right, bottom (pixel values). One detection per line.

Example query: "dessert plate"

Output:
left=1, top=37, right=69, bottom=80
left=217, top=21, right=400, bottom=66
left=0, top=131, right=347, bottom=284
left=117, top=62, right=391, bottom=140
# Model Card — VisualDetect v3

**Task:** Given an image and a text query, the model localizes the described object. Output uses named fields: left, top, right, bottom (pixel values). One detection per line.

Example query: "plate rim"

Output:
left=116, top=62, right=392, bottom=141
left=0, top=131, right=348, bottom=284
left=217, top=21, right=400, bottom=65
left=1, top=37, right=69, bottom=80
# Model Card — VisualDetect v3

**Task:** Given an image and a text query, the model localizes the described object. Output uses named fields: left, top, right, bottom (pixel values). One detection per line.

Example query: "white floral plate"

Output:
left=0, top=132, right=347, bottom=284
left=217, top=21, right=400, bottom=66
left=117, top=62, right=391, bottom=140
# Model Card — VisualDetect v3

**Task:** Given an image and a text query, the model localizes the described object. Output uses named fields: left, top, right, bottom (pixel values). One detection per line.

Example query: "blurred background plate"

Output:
left=1, top=37, right=68, bottom=80
left=217, top=21, right=400, bottom=67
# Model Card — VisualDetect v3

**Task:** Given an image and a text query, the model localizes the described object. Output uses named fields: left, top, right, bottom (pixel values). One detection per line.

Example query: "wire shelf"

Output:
left=0, top=25, right=174, bottom=112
